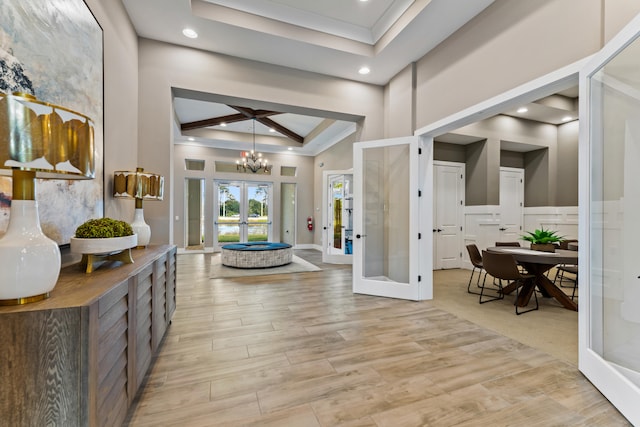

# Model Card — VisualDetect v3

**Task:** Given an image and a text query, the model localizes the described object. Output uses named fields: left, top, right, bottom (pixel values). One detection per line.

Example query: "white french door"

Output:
left=353, top=136, right=429, bottom=300
left=433, top=161, right=465, bottom=270
left=213, top=180, right=272, bottom=249
left=579, top=12, right=640, bottom=425
left=499, top=167, right=524, bottom=242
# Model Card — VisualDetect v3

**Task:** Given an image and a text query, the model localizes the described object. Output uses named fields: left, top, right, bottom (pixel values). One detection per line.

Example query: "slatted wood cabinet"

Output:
left=0, top=245, right=177, bottom=426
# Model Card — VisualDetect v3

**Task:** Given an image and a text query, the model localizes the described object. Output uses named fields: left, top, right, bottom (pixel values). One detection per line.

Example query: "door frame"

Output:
left=322, top=169, right=354, bottom=264
left=433, top=160, right=465, bottom=270
left=212, top=180, right=274, bottom=250
left=352, top=136, right=430, bottom=301
left=498, top=166, right=525, bottom=242
left=577, top=13, right=640, bottom=425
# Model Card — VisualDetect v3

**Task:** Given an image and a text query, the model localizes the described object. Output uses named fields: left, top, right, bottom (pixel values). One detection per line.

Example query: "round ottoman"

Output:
left=221, top=242, right=293, bottom=268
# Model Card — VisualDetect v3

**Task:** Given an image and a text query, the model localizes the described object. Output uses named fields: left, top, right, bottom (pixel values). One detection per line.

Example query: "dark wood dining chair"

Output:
left=554, top=239, right=578, bottom=300
left=495, top=241, right=521, bottom=247
left=465, top=244, right=485, bottom=295
left=481, top=250, right=538, bottom=315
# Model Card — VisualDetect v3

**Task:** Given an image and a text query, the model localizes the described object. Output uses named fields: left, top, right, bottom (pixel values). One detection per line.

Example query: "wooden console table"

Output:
left=0, top=245, right=177, bottom=427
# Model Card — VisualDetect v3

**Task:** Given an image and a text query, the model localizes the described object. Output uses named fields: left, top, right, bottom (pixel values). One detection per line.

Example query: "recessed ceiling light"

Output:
left=220, top=122, right=226, bottom=127
left=182, top=28, right=198, bottom=39
left=358, top=66, right=370, bottom=75
left=269, top=128, right=276, bottom=133
left=517, top=107, right=528, bottom=113
left=188, top=137, right=195, bottom=141
left=287, top=147, right=293, bottom=151
left=561, top=116, right=573, bottom=122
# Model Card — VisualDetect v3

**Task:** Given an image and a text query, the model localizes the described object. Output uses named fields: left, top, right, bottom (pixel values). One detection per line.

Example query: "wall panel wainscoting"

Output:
left=0, top=245, right=176, bottom=427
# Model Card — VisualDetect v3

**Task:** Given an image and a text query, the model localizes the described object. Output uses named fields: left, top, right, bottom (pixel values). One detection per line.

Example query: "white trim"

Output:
left=415, top=57, right=590, bottom=138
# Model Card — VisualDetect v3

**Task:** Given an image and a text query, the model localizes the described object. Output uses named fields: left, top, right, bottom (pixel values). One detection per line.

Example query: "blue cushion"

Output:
left=222, top=242, right=292, bottom=251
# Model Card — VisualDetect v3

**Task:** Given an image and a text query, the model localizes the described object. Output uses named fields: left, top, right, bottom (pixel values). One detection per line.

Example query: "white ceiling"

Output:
left=122, top=0, right=577, bottom=156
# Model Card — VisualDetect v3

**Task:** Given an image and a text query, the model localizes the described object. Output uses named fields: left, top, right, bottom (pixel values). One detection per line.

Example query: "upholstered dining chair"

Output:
left=465, top=244, right=485, bottom=295
left=495, top=241, right=521, bottom=247
left=554, top=239, right=579, bottom=300
left=481, top=250, right=538, bottom=315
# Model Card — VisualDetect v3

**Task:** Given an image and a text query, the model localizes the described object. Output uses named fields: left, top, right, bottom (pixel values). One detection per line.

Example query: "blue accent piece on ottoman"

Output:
left=222, top=242, right=291, bottom=251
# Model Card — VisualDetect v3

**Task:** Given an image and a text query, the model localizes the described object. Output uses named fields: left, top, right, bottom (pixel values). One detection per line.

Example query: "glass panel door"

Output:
left=353, top=136, right=429, bottom=300
left=214, top=181, right=273, bottom=248
left=215, top=182, right=242, bottom=245
left=247, top=183, right=272, bottom=242
left=580, top=14, right=640, bottom=425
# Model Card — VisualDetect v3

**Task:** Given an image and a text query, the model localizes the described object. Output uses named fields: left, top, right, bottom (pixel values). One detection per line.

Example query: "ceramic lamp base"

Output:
left=0, top=200, right=61, bottom=304
left=131, top=208, right=151, bottom=247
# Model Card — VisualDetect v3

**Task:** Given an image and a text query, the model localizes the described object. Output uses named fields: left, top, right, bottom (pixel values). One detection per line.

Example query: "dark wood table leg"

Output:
left=516, top=262, right=578, bottom=311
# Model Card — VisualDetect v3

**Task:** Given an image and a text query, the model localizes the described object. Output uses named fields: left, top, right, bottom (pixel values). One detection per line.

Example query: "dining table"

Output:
left=486, top=246, right=578, bottom=311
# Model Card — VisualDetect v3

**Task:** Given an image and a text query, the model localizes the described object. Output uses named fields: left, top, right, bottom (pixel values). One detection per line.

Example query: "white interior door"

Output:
left=499, top=167, right=524, bottom=242
left=433, top=161, right=464, bottom=269
left=353, top=136, right=429, bottom=300
left=580, top=12, right=640, bottom=425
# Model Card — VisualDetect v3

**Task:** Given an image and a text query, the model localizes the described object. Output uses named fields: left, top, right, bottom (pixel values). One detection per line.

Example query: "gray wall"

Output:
left=173, top=144, right=315, bottom=247
left=85, top=0, right=640, bottom=246
left=137, top=38, right=384, bottom=245
left=83, top=0, right=139, bottom=223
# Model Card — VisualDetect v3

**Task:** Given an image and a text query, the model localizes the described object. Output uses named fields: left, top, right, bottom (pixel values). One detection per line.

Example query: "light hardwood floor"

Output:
left=125, top=250, right=630, bottom=426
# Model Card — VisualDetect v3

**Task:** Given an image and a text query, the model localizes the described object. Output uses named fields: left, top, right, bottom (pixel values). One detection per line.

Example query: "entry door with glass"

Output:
left=353, top=136, right=429, bottom=300
left=580, top=13, right=640, bottom=425
left=322, top=170, right=353, bottom=264
left=214, top=181, right=272, bottom=248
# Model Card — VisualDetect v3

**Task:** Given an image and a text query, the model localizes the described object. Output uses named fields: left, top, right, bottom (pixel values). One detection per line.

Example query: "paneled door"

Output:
left=580, top=12, right=640, bottom=425
left=433, top=161, right=465, bottom=269
left=353, top=136, right=429, bottom=300
left=499, top=167, right=524, bottom=242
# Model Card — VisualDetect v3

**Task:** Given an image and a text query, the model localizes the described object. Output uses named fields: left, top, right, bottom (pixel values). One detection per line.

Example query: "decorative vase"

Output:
left=531, top=243, right=556, bottom=253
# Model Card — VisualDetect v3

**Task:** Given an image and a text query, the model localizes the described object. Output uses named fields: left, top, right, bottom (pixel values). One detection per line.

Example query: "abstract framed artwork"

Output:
left=0, top=0, right=103, bottom=245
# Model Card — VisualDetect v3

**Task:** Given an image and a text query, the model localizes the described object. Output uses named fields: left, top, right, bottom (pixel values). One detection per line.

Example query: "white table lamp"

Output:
left=113, top=167, right=164, bottom=247
left=0, top=92, right=95, bottom=305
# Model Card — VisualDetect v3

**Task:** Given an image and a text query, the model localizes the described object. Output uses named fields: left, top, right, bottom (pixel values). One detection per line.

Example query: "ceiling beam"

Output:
left=258, top=116, right=304, bottom=144
left=230, top=106, right=304, bottom=143
left=180, top=113, right=248, bottom=131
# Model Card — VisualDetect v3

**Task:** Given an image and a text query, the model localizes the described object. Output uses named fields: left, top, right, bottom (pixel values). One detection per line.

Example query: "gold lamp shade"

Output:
left=113, top=168, right=164, bottom=201
left=0, top=92, right=95, bottom=180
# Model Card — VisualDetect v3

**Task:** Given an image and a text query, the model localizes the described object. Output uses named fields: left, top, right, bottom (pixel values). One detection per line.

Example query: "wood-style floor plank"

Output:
left=125, top=250, right=631, bottom=426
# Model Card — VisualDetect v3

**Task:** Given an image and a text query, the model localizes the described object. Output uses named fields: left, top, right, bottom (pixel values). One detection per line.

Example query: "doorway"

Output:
left=213, top=180, right=273, bottom=249
left=322, top=170, right=353, bottom=264
left=499, top=167, right=524, bottom=242
left=433, top=161, right=465, bottom=269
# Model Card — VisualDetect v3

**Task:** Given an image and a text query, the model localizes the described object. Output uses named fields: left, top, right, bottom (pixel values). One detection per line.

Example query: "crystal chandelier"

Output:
left=236, top=119, right=271, bottom=173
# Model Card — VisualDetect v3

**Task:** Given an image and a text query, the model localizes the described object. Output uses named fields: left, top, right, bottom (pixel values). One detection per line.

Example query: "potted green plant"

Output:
left=70, top=218, right=137, bottom=254
left=521, top=227, right=563, bottom=252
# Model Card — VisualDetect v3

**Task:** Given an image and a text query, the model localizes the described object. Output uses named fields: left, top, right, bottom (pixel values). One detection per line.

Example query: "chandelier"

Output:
left=236, top=119, right=271, bottom=173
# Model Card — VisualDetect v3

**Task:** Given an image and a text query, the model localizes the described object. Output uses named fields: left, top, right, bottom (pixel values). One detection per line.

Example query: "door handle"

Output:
left=499, top=227, right=507, bottom=231
left=437, top=229, right=442, bottom=232
left=356, top=234, right=366, bottom=239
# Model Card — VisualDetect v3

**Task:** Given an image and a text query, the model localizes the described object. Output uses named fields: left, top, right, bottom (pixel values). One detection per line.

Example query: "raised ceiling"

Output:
left=123, top=0, right=575, bottom=156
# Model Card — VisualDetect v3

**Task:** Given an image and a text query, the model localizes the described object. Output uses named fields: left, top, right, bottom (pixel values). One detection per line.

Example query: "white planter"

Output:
left=70, top=234, right=138, bottom=255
